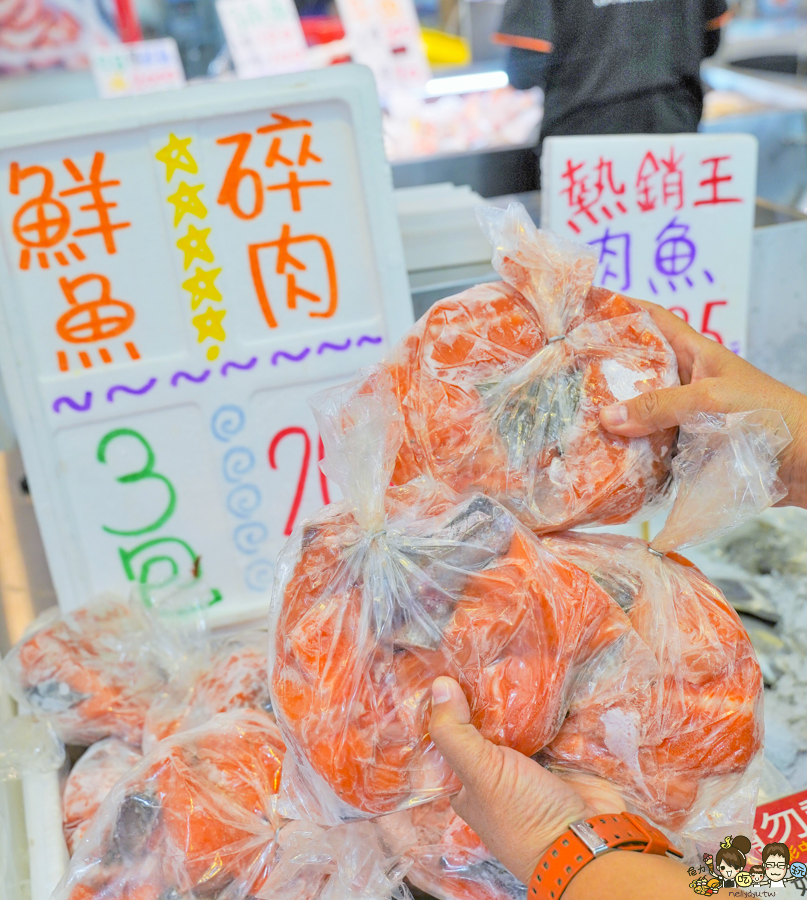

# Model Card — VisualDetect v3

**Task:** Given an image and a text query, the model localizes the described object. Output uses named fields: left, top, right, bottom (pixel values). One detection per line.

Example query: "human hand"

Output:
left=428, top=676, right=624, bottom=883
left=599, top=300, right=807, bottom=509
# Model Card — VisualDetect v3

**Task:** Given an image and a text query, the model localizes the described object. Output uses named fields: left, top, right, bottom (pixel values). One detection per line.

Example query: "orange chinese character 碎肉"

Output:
left=248, top=224, right=337, bottom=328
left=9, top=153, right=130, bottom=270
left=216, top=114, right=331, bottom=219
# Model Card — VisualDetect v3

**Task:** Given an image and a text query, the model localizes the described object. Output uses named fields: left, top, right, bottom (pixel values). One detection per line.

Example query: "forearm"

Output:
left=564, top=851, right=694, bottom=900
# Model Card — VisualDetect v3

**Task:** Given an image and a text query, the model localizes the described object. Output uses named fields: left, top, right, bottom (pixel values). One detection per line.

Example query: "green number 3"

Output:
left=97, top=428, right=177, bottom=536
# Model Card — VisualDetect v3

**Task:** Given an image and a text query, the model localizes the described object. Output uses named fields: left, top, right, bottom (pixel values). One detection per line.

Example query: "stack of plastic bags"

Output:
left=267, top=203, right=787, bottom=891
left=270, top=367, right=635, bottom=823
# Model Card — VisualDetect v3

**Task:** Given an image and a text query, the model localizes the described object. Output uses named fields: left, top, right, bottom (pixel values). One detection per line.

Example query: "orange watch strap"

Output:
left=528, top=813, right=683, bottom=900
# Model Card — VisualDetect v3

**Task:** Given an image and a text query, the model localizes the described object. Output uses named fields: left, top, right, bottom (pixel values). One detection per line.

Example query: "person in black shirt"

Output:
left=493, top=0, right=730, bottom=148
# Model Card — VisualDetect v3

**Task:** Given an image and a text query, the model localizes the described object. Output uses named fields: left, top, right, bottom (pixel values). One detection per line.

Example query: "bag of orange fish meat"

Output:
left=62, top=738, right=143, bottom=854
left=2, top=599, right=169, bottom=746
left=142, top=631, right=272, bottom=752
left=383, top=201, right=680, bottom=533
left=54, top=709, right=286, bottom=900
left=540, top=410, right=790, bottom=851
left=269, top=366, right=636, bottom=824
left=56, top=706, right=414, bottom=900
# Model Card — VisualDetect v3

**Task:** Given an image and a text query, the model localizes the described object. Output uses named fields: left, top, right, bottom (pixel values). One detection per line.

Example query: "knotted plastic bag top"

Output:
left=311, top=366, right=405, bottom=534
left=384, top=203, right=679, bottom=533
left=476, top=202, right=598, bottom=340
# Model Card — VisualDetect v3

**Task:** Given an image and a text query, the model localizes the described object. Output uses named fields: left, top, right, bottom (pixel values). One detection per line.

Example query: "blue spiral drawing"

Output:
left=211, top=405, right=245, bottom=442
left=233, top=522, right=268, bottom=555
left=226, top=484, right=261, bottom=519
left=245, top=558, right=274, bottom=592
left=223, top=447, right=255, bottom=483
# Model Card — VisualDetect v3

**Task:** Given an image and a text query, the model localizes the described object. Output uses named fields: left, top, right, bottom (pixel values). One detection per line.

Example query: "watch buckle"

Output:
left=569, top=820, right=610, bottom=856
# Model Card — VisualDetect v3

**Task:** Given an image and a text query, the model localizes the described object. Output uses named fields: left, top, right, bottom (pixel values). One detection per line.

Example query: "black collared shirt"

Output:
left=495, top=0, right=728, bottom=134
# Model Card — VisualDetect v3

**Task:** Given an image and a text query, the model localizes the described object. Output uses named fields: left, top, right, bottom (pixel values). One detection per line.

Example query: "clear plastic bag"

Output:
left=2, top=599, right=169, bottom=746
left=539, top=410, right=791, bottom=848
left=383, top=202, right=679, bottom=532
left=398, top=797, right=525, bottom=900
left=62, top=739, right=142, bottom=854
left=255, top=818, right=414, bottom=900
left=269, top=367, right=633, bottom=823
left=53, top=709, right=285, bottom=900
left=0, top=716, right=64, bottom=781
left=143, top=632, right=272, bottom=752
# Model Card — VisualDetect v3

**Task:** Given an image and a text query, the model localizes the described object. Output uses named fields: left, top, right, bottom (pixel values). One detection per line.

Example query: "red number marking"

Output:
left=318, top=435, right=330, bottom=504
left=269, top=427, right=311, bottom=536
left=701, top=300, right=728, bottom=343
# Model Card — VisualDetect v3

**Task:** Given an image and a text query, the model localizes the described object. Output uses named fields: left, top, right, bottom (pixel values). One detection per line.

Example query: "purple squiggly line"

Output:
left=107, top=378, right=157, bottom=403
left=271, top=348, right=310, bottom=366
left=357, top=335, right=383, bottom=347
left=53, top=392, right=92, bottom=414
left=317, top=339, right=351, bottom=354
left=171, top=369, right=211, bottom=387
left=221, top=357, right=258, bottom=377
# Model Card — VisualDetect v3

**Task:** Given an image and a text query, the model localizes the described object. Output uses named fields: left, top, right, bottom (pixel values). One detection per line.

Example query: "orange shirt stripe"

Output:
left=491, top=32, right=553, bottom=53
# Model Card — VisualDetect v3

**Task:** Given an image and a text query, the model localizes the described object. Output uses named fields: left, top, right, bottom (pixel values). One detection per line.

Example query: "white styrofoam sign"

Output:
left=541, top=134, right=758, bottom=355
left=90, top=38, right=186, bottom=99
left=216, top=0, right=308, bottom=80
left=336, top=0, right=430, bottom=100
left=0, top=66, right=413, bottom=619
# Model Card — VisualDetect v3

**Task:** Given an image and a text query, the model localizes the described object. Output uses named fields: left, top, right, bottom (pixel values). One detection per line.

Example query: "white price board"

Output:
left=336, top=0, right=430, bottom=99
left=90, top=39, right=186, bottom=99
left=0, top=67, right=413, bottom=618
left=541, top=134, right=758, bottom=355
left=216, top=0, right=308, bottom=80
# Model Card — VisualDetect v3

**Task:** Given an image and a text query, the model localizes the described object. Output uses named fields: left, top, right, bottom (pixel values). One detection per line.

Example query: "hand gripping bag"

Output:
left=269, top=367, right=632, bottom=823
left=63, top=739, right=143, bottom=854
left=540, top=410, right=791, bottom=846
left=384, top=202, right=679, bottom=532
left=53, top=709, right=285, bottom=900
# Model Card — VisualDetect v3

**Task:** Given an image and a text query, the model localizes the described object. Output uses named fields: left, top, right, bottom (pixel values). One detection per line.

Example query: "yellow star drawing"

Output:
left=182, top=266, right=222, bottom=310
left=155, top=134, right=198, bottom=181
left=176, top=225, right=214, bottom=269
left=167, top=182, right=207, bottom=226
left=192, top=306, right=226, bottom=343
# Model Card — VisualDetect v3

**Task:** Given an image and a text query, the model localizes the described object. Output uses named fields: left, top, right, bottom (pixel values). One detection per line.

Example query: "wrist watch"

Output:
left=528, top=812, right=683, bottom=900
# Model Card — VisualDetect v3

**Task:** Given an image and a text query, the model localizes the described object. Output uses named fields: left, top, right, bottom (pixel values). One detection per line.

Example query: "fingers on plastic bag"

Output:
left=400, top=798, right=523, bottom=900
left=269, top=370, right=633, bottom=823
left=54, top=710, right=285, bottom=900
left=541, top=531, right=763, bottom=842
left=63, top=739, right=142, bottom=854
left=651, top=409, right=792, bottom=554
left=2, top=599, right=168, bottom=746
left=142, top=631, right=272, bottom=752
